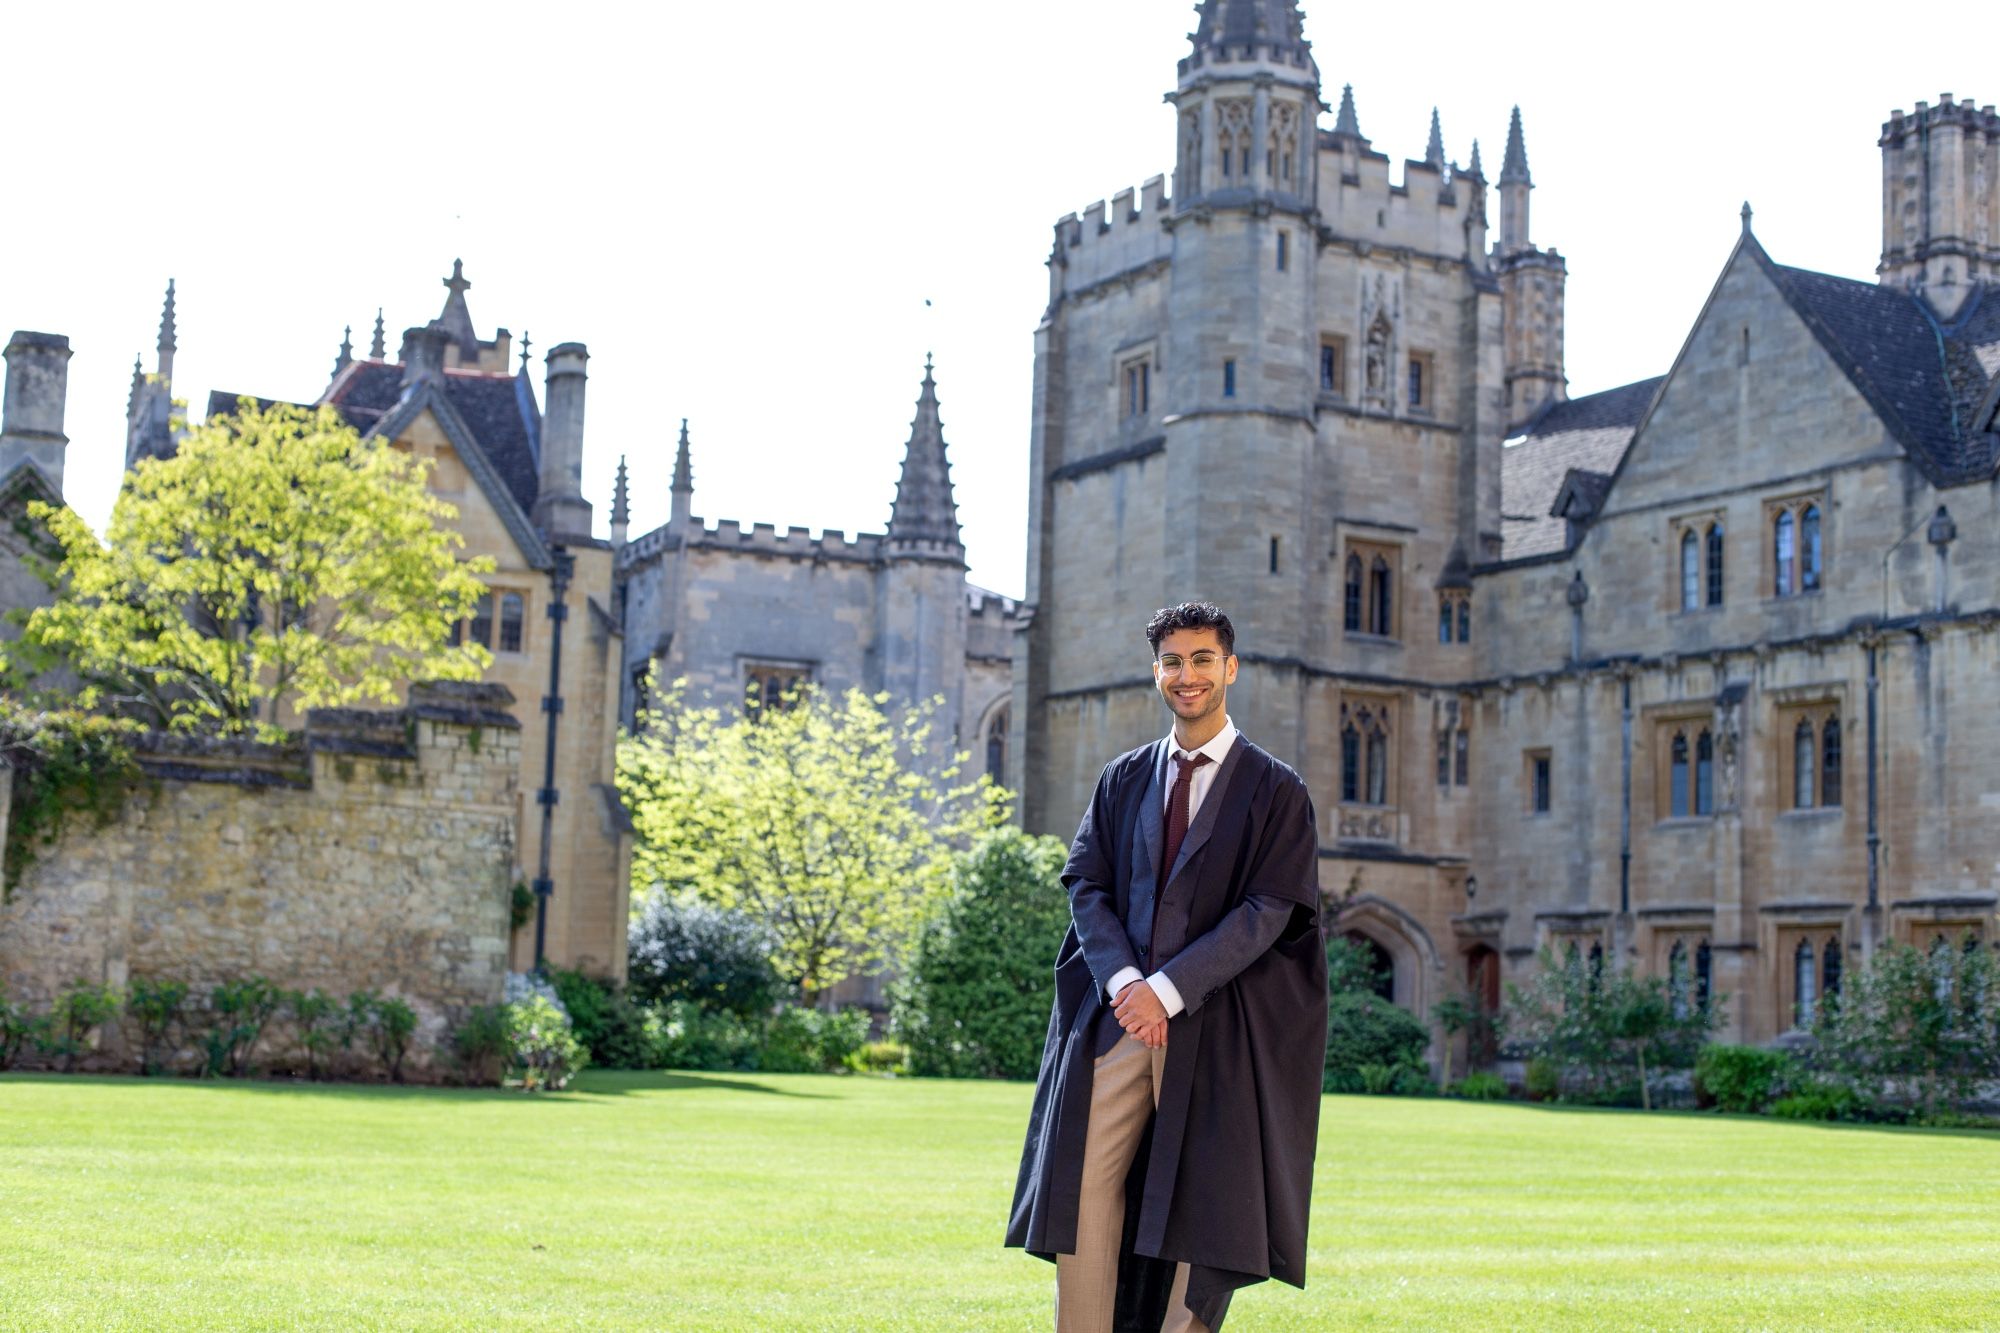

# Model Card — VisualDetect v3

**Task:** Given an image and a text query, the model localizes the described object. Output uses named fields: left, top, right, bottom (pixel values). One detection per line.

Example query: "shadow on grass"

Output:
left=1331, top=1090, right=2000, bottom=1141
left=0, top=1068, right=833, bottom=1101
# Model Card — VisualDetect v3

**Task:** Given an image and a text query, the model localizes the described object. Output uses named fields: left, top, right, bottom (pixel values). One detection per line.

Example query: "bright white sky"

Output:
left=2, top=1, right=1982, bottom=600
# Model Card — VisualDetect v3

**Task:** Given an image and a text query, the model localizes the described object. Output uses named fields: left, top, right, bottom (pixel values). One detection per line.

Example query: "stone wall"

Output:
left=0, top=682, right=521, bottom=1076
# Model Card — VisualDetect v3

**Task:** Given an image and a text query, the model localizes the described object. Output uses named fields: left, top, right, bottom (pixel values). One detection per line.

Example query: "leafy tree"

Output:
left=1812, top=936, right=2000, bottom=1121
left=1507, top=948, right=1718, bottom=1105
left=14, top=400, right=492, bottom=736
left=618, top=682, right=1002, bottom=1002
left=892, top=826, right=1073, bottom=1079
left=1432, top=993, right=1478, bottom=1092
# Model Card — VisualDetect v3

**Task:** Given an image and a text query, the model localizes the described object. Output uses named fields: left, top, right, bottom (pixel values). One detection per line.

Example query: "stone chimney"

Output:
left=1, top=331, right=73, bottom=496
left=535, top=342, right=593, bottom=539
left=400, top=326, right=448, bottom=392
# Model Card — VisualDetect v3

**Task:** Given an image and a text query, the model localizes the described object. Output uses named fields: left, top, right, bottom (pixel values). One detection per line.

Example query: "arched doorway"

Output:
left=1343, top=930, right=1396, bottom=1002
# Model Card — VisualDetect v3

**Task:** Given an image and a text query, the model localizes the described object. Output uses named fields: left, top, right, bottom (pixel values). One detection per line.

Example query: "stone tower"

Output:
left=126, top=281, right=178, bottom=467
left=1017, top=0, right=1520, bottom=834
left=1878, top=94, right=2000, bottom=317
left=0, top=330, right=73, bottom=494
left=882, top=356, right=970, bottom=744
left=1495, top=108, right=1568, bottom=431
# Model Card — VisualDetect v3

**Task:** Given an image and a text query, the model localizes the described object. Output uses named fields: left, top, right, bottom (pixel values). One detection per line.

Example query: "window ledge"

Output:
left=1343, top=632, right=1403, bottom=648
left=1653, top=815, right=1714, bottom=829
left=1762, top=588, right=1826, bottom=605
left=1778, top=806, right=1845, bottom=822
left=1673, top=603, right=1724, bottom=617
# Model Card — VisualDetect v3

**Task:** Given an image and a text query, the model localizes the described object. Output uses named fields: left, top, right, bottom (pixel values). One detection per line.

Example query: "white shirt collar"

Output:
left=1166, top=716, right=1237, bottom=766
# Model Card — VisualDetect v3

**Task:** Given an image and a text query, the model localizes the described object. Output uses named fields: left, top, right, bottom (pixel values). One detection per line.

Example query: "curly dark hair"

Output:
left=1144, top=602, right=1235, bottom=656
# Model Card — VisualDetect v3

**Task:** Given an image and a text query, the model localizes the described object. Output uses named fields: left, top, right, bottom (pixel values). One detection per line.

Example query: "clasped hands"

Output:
left=1112, top=979, right=1169, bottom=1049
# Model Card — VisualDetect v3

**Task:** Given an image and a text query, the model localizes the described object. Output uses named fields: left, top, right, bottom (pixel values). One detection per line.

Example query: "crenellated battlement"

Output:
left=967, top=586, right=1019, bottom=621
left=618, top=515, right=888, bottom=572
left=1049, top=174, right=1174, bottom=303
left=1316, top=136, right=1488, bottom=264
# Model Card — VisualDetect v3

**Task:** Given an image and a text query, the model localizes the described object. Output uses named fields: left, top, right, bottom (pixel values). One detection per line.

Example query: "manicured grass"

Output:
left=1, top=1072, right=1996, bottom=1330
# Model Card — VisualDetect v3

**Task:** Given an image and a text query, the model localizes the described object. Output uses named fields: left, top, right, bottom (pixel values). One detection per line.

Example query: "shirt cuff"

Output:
left=1106, top=966, right=1144, bottom=1002
left=1146, top=970, right=1186, bottom=1018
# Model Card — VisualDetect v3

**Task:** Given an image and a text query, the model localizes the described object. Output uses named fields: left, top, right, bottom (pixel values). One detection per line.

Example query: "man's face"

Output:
left=1152, top=627, right=1237, bottom=726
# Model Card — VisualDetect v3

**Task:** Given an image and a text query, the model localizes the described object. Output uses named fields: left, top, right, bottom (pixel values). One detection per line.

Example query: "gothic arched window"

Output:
left=985, top=705, right=1010, bottom=784
left=1706, top=522, right=1725, bottom=606
left=1369, top=556, right=1393, bottom=636
left=1801, top=504, right=1822, bottom=591
left=1793, top=718, right=1816, bottom=808
left=1794, top=937, right=1818, bottom=1026
left=1695, top=939, right=1713, bottom=1011
left=1340, top=723, right=1361, bottom=803
left=1670, top=732, right=1690, bottom=818
left=1774, top=509, right=1796, bottom=597
left=1365, top=727, right=1388, bottom=805
left=1821, top=717, right=1842, bottom=808
left=1344, top=555, right=1363, bottom=632
left=1680, top=530, right=1700, bottom=611
left=1456, top=598, right=1470, bottom=643
left=1438, top=598, right=1453, bottom=644
left=1695, top=730, right=1714, bottom=816
left=1669, top=938, right=1691, bottom=1019
left=1823, top=936, right=1843, bottom=1001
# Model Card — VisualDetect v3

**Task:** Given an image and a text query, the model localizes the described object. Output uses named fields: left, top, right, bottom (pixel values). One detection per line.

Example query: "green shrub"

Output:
left=1524, top=1056, right=1561, bottom=1102
left=653, top=1000, right=762, bottom=1071
left=627, top=896, right=783, bottom=1019
left=1694, top=1044, right=1795, bottom=1114
left=366, top=996, right=418, bottom=1083
left=506, top=994, right=587, bottom=1091
left=0, top=989, right=50, bottom=1070
left=452, top=1004, right=510, bottom=1086
left=285, top=989, right=341, bottom=1081
left=1324, top=991, right=1430, bottom=1094
left=1770, top=1082, right=1863, bottom=1122
left=1453, top=1071, right=1508, bottom=1101
left=1356, top=1062, right=1400, bottom=1095
left=547, top=968, right=657, bottom=1069
left=762, top=1007, right=870, bottom=1074
left=202, top=977, right=281, bottom=1077
left=847, top=1040, right=907, bottom=1075
left=127, top=978, right=189, bottom=1076
left=49, top=981, right=121, bottom=1072
left=892, top=827, right=1072, bottom=1080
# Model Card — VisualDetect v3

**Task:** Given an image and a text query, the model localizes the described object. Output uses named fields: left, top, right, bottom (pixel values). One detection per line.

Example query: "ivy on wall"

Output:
left=0, top=700, right=144, bottom=894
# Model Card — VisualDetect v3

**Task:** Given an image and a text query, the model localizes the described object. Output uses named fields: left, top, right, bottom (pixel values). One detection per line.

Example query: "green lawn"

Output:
left=1, top=1071, right=1995, bottom=1331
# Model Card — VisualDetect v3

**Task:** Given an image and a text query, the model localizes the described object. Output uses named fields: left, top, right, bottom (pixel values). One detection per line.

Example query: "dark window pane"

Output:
left=1366, top=731, right=1387, bottom=805
left=1454, top=728, right=1469, bottom=786
left=1223, top=360, right=1236, bottom=397
left=1823, top=937, right=1842, bottom=998
left=1343, top=555, right=1363, bottom=632
left=1533, top=755, right=1551, bottom=813
left=1775, top=511, right=1795, bottom=597
left=1456, top=599, right=1470, bottom=644
left=1802, top=505, right=1822, bottom=591
left=1822, top=717, right=1842, bottom=808
left=1695, top=730, right=1713, bottom=815
left=1706, top=522, right=1725, bottom=606
left=469, top=592, right=494, bottom=648
left=1370, top=556, right=1392, bottom=636
left=499, top=592, right=524, bottom=652
left=1437, top=730, right=1450, bottom=786
left=1670, top=734, right=1689, bottom=818
left=1341, top=727, right=1360, bottom=802
left=1439, top=600, right=1453, bottom=644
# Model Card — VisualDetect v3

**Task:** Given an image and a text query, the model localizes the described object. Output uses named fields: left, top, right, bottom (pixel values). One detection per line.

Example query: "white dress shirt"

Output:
left=1107, top=717, right=1238, bottom=1017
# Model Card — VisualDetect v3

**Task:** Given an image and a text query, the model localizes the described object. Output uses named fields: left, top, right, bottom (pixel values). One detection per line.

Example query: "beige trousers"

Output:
left=1054, top=1033, right=1207, bottom=1333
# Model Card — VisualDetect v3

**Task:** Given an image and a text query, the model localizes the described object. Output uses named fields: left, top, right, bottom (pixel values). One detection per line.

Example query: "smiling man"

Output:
left=1007, top=602, right=1329, bottom=1332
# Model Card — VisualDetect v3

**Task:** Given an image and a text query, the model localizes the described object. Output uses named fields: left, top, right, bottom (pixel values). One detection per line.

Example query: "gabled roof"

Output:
left=1499, top=377, right=1662, bottom=560
left=322, top=361, right=543, bottom=515
left=365, top=380, right=551, bottom=570
left=1751, top=245, right=1995, bottom=484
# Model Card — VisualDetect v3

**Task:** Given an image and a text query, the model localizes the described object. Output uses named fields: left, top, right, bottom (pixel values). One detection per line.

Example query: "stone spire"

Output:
left=518, top=332, right=532, bottom=374
left=436, top=259, right=477, bottom=353
left=1425, top=108, right=1445, bottom=167
left=332, top=325, right=353, bottom=379
left=369, top=308, right=387, bottom=360
left=156, top=279, right=177, bottom=381
left=610, top=453, right=630, bottom=547
left=1332, top=83, right=1364, bottom=139
left=127, top=355, right=144, bottom=420
left=1500, top=106, right=1531, bottom=186
left=1191, top=0, right=1308, bottom=52
left=886, top=354, right=962, bottom=558
left=1468, top=138, right=1484, bottom=179
left=670, top=418, right=694, bottom=531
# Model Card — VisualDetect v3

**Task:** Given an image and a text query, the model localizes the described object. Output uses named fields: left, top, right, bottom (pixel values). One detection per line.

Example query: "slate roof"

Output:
left=1500, top=377, right=1662, bottom=560
left=1754, top=250, right=1995, bottom=483
left=322, top=361, right=542, bottom=515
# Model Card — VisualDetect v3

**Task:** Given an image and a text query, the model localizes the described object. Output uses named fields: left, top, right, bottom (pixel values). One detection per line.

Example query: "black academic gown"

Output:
left=1006, top=733, right=1329, bottom=1332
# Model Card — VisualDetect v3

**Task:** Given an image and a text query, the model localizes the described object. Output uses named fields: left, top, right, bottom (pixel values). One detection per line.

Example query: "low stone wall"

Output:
left=0, top=682, right=522, bottom=1078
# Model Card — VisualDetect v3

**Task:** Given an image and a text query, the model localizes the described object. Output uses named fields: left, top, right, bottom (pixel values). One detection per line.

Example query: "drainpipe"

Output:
left=532, top=547, right=575, bottom=971
left=1619, top=670, right=1632, bottom=916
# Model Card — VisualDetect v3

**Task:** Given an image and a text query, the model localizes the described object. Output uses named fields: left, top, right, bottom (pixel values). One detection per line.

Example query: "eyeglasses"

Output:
left=1156, top=651, right=1228, bottom=674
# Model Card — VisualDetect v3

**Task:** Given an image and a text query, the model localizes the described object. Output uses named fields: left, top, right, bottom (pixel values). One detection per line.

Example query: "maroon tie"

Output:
left=1158, top=751, right=1212, bottom=895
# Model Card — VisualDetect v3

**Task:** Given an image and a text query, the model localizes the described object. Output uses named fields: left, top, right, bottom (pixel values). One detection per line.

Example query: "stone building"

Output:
left=0, top=328, right=73, bottom=636
left=1016, top=0, right=2000, bottom=1052
left=614, top=357, right=1018, bottom=785
left=175, top=263, right=635, bottom=982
